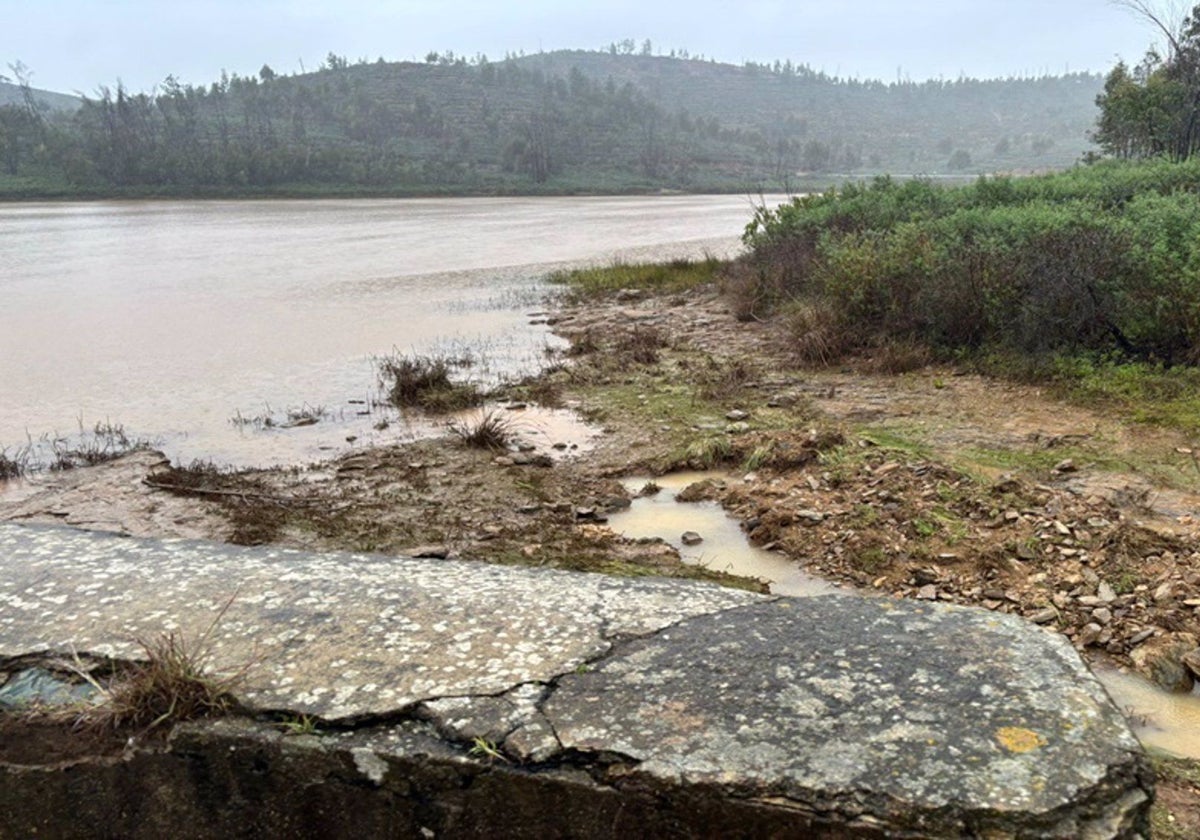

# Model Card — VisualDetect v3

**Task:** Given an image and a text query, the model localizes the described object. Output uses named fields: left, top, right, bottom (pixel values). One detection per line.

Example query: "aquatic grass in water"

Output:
left=47, top=421, right=152, bottom=472
left=376, top=352, right=483, bottom=413
left=449, top=410, right=515, bottom=451
left=0, top=444, right=32, bottom=480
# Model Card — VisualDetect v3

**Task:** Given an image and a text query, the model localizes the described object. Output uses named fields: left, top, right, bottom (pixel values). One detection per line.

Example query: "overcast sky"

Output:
left=1, top=0, right=1166, bottom=95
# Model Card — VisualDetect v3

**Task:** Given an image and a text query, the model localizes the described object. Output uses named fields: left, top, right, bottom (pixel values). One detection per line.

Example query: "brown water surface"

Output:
left=2, top=195, right=767, bottom=467
left=612, top=472, right=840, bottom=597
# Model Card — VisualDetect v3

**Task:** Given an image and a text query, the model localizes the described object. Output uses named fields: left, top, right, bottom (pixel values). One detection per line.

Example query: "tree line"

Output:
left=1094, top=1, right=1200, bottom=160
left=0, top=50, right=1102, bottom=197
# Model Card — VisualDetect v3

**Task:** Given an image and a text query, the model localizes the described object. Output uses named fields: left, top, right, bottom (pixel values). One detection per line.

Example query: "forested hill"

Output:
left=0, top=81, right=79, bottom=111
left=1, top=49, right=1102, bottom=198
left=519, top=51, right=1101, bottom=174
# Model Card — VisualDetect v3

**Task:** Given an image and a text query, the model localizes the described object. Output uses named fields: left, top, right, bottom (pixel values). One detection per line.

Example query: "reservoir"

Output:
left=1, top=195, right=768, bottom=467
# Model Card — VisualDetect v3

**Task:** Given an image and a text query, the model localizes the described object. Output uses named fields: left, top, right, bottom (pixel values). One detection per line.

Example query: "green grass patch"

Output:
left=1051, top=357, right=1200, bottom=435
left=857, top=425, right=934, bottom=460
left=547, top=257, right=721, bottom=300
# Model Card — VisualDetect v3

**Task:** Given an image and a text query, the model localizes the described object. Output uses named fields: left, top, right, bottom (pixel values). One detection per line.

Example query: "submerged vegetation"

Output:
left=449, top=410, right=515, bottom=451
left=0, top=421, right=152, bottom=478
left=376, top=352, right=482, bottom=413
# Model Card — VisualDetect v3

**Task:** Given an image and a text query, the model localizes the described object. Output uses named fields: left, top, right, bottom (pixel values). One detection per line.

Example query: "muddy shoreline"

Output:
left=6, top=283, right=1200, bottom=682
left=7, top=279, right=1200, bottom=831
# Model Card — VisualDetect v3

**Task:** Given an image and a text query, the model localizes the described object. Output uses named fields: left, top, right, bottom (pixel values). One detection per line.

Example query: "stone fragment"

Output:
left=681, top=531, right=704, bottom=546
left=725, top=409, right=749, bottom=422
left=1028, top=608, right=1058, bottom=625
left=1079, top=623, right=1104, bottom=647
left=546, top=598, right=1151, bottom=839
left=1130, top=632, right=1199, bottom=693
left=1098, top=582, right=1117, bottom=603
left=407, top=545, right=450, bottom=560
left=912, top=567, right=941, bottom=586
left=1183, top=649, right=1200, bottom=681
left=1128, top=629, right=1156, bottom=647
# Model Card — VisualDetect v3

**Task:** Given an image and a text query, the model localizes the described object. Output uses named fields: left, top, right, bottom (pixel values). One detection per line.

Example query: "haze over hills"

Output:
left=0, top=81, right=80, bottom=112
left=516, top=50, right=1101, bottom=173
left=0, top=49, right=1103, bottom=197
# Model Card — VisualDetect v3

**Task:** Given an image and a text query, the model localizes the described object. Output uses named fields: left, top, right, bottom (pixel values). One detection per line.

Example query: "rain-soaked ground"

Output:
left=609, top=472, right=1200, bottom=760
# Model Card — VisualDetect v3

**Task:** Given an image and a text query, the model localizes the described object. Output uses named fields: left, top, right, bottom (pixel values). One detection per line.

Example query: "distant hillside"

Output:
left=518, top=51, right=1102, bottom=174
left=0, top=50, right=1103, bottom=198
left=0, top=81, right=79, bottom=112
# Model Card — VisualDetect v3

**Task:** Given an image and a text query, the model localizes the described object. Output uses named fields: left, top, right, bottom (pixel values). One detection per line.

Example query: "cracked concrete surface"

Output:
left=0, top=522, right=1153, bottom=837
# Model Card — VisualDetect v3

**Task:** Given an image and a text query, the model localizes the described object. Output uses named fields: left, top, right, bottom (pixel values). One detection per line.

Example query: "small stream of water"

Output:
left=609, top=472, right=1200, bottom=760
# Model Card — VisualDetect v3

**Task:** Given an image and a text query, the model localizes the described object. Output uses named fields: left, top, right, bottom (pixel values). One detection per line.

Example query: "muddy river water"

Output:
left=1, top=195, right=769, bottom=467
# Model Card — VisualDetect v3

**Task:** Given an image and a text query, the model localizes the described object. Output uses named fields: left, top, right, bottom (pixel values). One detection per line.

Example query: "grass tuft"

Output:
left=70, top=597, right=246, bottom=734
left=50, top=421, right=151, bottom=471
left=449, top=411, right=514, bottom=451
left=1, top=445, right=31, bottom=480
left=614, top=326, right=668, bottom=365
left=683, top=435, right=734, bottom=469
left=377, top=352, right=482, bottom=413
left=547, top=256, right=721, bottom=301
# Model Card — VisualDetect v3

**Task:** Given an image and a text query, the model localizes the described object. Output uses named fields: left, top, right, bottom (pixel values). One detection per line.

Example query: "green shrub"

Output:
left=741, top=159, right=1200, bottom=364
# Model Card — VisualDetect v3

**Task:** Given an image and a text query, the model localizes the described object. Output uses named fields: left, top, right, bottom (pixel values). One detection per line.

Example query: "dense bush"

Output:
left=741, top=159, right=1200, bottom=363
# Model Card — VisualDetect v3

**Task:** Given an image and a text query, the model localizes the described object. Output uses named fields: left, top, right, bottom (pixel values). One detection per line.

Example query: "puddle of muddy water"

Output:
left=1097, top=667, right=1200, bottom=759
left=450, top=402, right=600, bottom=459
left=610, top=471, right=1200, bottom=760
left=610, top=472, right=840, bottom=597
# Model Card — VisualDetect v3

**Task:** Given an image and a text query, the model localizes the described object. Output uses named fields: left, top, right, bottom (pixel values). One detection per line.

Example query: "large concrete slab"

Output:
left=0, top=522, right=1152, bottom=837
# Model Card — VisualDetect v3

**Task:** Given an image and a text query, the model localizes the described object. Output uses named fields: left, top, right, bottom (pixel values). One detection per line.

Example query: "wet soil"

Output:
left=6, top=280, right=1200, bottom=831
left=6, top=283, right=1200, bottom=674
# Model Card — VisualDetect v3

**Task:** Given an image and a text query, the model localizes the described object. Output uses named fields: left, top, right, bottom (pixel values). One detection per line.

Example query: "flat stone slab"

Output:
left=0, top=523, right=761, bottom=718
left=547, top=597, right=1151, bottom=836
left=0, top=523, right=1152, bottom=837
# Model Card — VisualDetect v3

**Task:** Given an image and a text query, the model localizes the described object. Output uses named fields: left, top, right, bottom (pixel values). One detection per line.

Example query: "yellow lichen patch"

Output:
left=995, top=727, right=1046, bottom=754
